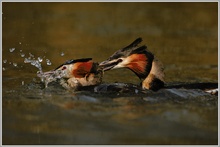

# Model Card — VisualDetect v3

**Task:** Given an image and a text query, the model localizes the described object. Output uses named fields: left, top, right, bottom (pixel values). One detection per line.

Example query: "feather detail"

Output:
left=72, top=61, right=93, bottom=78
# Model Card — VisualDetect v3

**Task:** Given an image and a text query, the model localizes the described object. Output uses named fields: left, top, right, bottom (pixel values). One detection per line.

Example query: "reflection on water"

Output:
left=2, top=2, right=218, bottom=145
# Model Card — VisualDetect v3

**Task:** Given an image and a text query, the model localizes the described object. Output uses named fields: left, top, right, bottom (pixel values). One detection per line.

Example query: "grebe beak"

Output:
left=99, top=37, right=143, bottom=71
left=99, top=58, right=123, bottom=71
left=99, top=37, right=154, bottom=79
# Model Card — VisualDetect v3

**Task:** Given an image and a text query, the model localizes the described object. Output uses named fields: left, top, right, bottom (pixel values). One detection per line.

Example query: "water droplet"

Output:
left=13, top=63, right=18, bottom=67
left=24, top=58, right=30, bottom=63
left=24, top=58, right=43, bottom=73
left=60, top=52, right=65, bottom=56
left=9, top=48, right=15, bottom=52
left=29, top=53, right=34, bottom=57
left=19, top=42, right=21, bottom=45
left=3, top=59, right=7, bottom=63
left=46, top=59, right=52, bottom=65
left=20, top=53, right=25, bottom=57
left=135, top=89, right=139, bottom=94
left=2, top=67, right=5, bottom=71
left=32, top=60, right=37, bottom=66
left=38, top=57, right=43, bottom=62
left=21, top=81, right=24, bottom=85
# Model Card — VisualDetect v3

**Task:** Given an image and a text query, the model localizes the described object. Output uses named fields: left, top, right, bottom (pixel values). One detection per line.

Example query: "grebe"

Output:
left=37, top=58, right=103, bottom=90
left=98, top=38, right=217, bottom=95
left=99, top=37, right=165, bottom=91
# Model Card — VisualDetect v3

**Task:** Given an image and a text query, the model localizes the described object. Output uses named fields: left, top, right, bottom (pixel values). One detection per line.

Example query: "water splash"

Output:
left=23, top=53, right=61, bottom=88
left=20, top=53, right=25, bottom=57
left=60, top=52, right=65, bottom=56
left=38, top=57, right=43, bottom=62
left=24, top=58, right=42, bottom=72
left=9, top=48, right=15, bottom=52
left=46, top=59, right=52, bottom=65
left=29, top=53, right=34, bottom=58
left=5, top=48, right=66, bottom=88
left=5, top=47, right=60, bottom=87
left=13, top=63, right=18, bottom=67
left=37, top=69, right=66, bottom=88
left=24, top=55, right=43, bottom=82
left=24, top=56, right=47, bottom=87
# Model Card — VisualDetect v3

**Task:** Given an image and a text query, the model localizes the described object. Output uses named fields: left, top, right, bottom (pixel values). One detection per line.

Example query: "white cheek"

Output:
left=113, top=64, right=124, bottom=69
left=62, top=65, right=73, bottom=77
left=113, top=58, right=130, bottom=69
left=122, top=58, right=131, bottom=65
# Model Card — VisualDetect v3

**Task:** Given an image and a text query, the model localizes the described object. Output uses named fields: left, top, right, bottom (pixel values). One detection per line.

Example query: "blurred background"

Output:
left=2, top=2, right=218, bottom=145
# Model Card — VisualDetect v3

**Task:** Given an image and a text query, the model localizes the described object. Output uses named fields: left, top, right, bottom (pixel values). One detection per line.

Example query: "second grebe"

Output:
left=99, top=37, right=165, bottom=91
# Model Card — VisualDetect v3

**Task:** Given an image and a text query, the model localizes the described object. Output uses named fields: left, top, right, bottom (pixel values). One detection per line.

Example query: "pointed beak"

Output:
left=99, top=59, right=123, bottom=71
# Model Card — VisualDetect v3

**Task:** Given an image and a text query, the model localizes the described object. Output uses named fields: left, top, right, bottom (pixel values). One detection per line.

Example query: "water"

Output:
left=2, top=2, right=218, bottom=145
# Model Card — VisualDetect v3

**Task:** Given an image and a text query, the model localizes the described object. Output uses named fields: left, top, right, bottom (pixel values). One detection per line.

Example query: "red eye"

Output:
left=62, top=66, right=66, bottom=70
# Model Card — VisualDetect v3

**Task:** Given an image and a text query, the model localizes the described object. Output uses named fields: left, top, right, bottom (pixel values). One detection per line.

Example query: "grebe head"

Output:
left=38, top=58, right=93, bottom=78
left=99, top=37, right=165, bottom=91
left=38, top=58, right=103, bottom=89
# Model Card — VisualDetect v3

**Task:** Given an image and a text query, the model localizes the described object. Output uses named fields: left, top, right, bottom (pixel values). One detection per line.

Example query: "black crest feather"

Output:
left=122, top=37, right=142, bottom=51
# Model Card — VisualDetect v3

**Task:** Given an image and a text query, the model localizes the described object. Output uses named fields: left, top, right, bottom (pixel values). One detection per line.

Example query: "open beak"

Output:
left=99, top=59, right=123, bottom=71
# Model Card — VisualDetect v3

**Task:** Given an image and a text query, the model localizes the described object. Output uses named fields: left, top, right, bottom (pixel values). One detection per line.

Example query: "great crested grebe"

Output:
left=99, top=37, right=165, bottom=91
left=37, top=58, right=103, bottom=90
left=98, top=38, right=218, bottom=95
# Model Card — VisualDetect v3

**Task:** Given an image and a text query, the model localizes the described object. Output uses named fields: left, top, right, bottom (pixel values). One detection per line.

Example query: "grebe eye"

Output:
left=62, top=66, right=67, bottom=70
left=118, top=59, right=123, bottom=63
